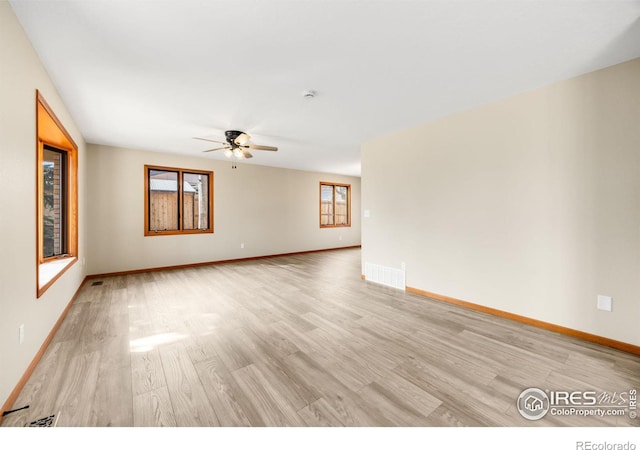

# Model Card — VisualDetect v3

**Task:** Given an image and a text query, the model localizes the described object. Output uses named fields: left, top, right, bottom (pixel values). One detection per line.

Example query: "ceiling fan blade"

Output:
left=240, top=148, right=253, bottom=159
left=202, top=146, right=227, bottom=152
left=245, top=144, right=278, bottom=151
left=193, top=137, right=226, bottom=145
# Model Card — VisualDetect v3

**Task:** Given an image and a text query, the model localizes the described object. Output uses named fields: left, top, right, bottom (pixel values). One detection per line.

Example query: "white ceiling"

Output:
left=10, top=0, right=640, bottom=176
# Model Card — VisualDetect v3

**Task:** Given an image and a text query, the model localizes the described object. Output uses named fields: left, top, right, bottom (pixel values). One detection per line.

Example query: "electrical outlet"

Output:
left=19, top=324, right=24, bottom=344
left=240, top=243, right=244, bottom=249
left=597, top=295, right=612, bottom=312
left=401, top=262, right=406, bottom=271
left=339, top=235, right=343, bottom=241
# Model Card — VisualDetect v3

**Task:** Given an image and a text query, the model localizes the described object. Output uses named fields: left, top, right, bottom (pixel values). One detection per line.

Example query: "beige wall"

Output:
left=86, top=144, right=361, bottom=275
left=0, top=1, right=88, bottom=407
left=362, top=58, right=640, bottom=346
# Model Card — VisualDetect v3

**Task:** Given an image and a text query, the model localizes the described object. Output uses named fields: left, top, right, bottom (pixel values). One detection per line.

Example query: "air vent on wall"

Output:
left=27, top=413, right=59, bottom=427
left=364, top=262, right=406, bottom=290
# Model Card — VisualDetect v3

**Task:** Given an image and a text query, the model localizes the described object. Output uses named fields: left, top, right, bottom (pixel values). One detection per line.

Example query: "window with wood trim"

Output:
left=320, top=182, right=351, bottom=227
left=43, top=146, right=68, bottom=257
left=36, top=91, right=78, bottom=297
left=144, top=165, right=213, bottom=235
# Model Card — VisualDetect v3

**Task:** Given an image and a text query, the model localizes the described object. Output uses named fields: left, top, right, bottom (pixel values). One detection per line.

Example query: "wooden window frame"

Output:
left=319, top=182, right=351, bottom=228
left=36, top=90, right=78, bottom=298
left=144, top=164, right=214, bottom=236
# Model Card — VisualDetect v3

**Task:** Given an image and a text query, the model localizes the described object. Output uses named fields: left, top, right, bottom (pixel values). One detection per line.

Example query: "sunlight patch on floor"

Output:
left=129, top=332, right=187, bottom=353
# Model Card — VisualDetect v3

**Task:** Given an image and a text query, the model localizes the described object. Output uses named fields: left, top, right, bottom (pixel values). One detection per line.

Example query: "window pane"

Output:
left=321, top=184, right=334, bottom=225
left=149, top=169, right=179, bottom=231
left=43, top=147, right=66, bottom=257
left=144, top=166, right=213, bottom=235
left=335, top=185, right=349, bottom=225
left=183, top=172, right=209, bottom=230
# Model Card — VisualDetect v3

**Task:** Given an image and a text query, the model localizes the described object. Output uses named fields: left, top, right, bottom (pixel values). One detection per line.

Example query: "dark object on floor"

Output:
left=27, top=413, right=58, bottom=427
left=1, top=405, right=29, bottom=417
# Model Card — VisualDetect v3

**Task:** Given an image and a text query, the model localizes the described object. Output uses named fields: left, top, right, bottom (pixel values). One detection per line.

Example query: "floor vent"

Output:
left=91, top=281, right=103, bottom=286
left=364, top=262, right=405, bottom=290
left=27, top=413, right=59, bottom=427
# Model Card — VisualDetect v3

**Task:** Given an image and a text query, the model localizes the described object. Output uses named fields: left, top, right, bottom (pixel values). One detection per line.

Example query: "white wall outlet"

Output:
left=339, top=235, right=343, bottom=241
left=401, top=262, right=406, bottom=271
left=82, top=257, right=86, bottom=266
left=364, top=209, right=371, bottom=218
left=597, top=295, right=612, bottom=312
left=18, top=324, right=24, bottom=344
left=240, top=243, right=244, bottom=249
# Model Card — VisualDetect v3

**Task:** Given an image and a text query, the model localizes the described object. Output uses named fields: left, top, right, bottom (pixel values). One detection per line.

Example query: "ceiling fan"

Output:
left=194, top=130, right=278, bottom=160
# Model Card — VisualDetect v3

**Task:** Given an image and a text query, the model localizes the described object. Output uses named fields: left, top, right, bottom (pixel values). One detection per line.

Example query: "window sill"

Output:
left=38, top=256, right=77, bottom=297
left=144, top=229, right=214, bottom=236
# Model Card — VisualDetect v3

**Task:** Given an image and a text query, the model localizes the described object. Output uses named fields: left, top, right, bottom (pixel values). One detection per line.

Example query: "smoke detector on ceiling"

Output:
left=302, top=90, right=316, bottom=99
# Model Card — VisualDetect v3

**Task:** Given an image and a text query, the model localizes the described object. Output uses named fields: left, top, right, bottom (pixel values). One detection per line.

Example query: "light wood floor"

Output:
left=3, top=249, right=639, bottom=427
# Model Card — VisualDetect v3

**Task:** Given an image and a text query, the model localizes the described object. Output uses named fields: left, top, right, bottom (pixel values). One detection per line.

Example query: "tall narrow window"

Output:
left=144, top=165, right=213, bottom=235
left=36, top=91, right=78, bottom=297
left=182, top=172, right=210, bottom=231
left=43, top=146, right=68, bottom=257
left=321, top=184, right=335, bottom=226
left=320, top=182, right=351, bottom=228
left=148, top=168, right=180, bottom=232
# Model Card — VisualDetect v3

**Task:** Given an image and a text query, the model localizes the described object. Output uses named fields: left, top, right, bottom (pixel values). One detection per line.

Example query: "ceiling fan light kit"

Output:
left=194, top=129, right=278, bottom=168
